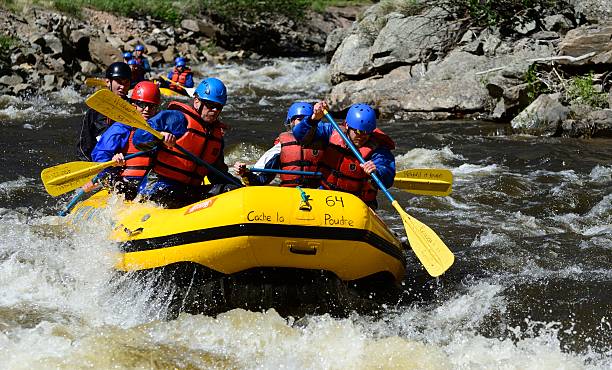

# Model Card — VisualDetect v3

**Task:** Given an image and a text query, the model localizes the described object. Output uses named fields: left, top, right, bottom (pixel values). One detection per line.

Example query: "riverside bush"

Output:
left=567, top=74, right=608, bottom=108
left=48, top=0, right=370, bottom=23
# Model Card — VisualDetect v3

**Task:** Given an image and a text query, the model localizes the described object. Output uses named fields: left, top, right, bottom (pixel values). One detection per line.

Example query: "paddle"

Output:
left=250, top=168, right=322, bottom=177
left=394, top=168, right=453, bottom=196
left=85, top=77, right=106, bottom=88
left=41, top=152, right=148, bottom=197
left=160, top=76, right=195, bottom=97
left=85, top=89, right=242, bottom=187
left=159, top=87, right=183, bottom=97
left=323, top=110, right=454, bottom=277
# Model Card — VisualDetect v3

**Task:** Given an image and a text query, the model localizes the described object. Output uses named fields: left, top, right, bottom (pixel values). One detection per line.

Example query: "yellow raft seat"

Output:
left=69, top=186, right=406, bottom=284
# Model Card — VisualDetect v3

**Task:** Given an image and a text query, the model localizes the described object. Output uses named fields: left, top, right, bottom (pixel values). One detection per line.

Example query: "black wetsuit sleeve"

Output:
left=76, top=108, right=110, bottom=161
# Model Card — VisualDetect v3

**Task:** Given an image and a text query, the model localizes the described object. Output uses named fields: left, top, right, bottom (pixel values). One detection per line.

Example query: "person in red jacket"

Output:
left=133, top=77, right=240, bottom=208
left=293, top=101, right=396, bottom=210
left=233, top=102, right=324, bottom=188
left=165, top=57, right=194, bottom=95
left=90, top=81, right=161, bottom=199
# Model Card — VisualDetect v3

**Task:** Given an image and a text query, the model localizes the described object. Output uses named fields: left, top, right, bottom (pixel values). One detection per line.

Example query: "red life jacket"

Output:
left=318, top=128, right=394, bottom=203
left=130, top=65, right=145, bottom=84
left=153, top=101, right=225, bottom=185
left=278, top=132, right=325, bottom=188
left=120, top=129, right=152, bottom=178
left=169, top=67, right=192, bottom=92
left=133, top=56, right=146, bottom=69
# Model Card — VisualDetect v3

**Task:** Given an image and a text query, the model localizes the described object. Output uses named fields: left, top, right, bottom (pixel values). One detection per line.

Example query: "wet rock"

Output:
left=162, top=47, right=175, bottom=64
left=181, top=19, right=216, bottom=38
left=530, top=31, right=560, bottom=41
left=543, top=14, right=573, bottom=33
left=42, top=74, right=56, bottom=91
left=562, top=109, right=612, bottom=138
left=0, top=74, right=24, bottom=85
left=13, top=83, right=31, bottom=95
left=514, top=20, right=537, bottom=35
left=79, top=61, right=98, bottom=74
left=43, top=34, right=63, bottom=55
left=511, top=93, right=569, bottom=136
left=89, top=37, right=121, bottom=66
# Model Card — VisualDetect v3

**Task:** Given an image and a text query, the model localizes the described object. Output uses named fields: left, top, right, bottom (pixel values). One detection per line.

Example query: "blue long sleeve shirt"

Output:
left=91, top=122, right=132, bottom=162
left=292, top=117, right=396, bottom=189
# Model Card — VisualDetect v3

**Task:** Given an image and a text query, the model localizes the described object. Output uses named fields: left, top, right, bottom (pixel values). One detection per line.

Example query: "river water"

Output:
left=0, top=58, right=610, bottom=369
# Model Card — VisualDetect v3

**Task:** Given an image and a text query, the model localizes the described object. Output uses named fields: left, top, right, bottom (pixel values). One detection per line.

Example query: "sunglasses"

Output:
left=202, top=100, right=223, bottom=111
left=131, top=100, right=159, bottom=110
left=349, top=127, right=371, bottom=136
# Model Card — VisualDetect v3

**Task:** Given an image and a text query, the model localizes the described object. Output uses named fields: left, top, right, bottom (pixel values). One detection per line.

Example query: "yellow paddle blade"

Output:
left=394, top=168, right=453, bottom=196
left=85, top=89, right=163, bottom=140
left=160, top=87, right=182, bottom=97
left=85, top=77, right=106, bottom=88
left=392, top=201, right=454, bottom=276
left=160, top=76, right=195, bottom=97
left=41, top=160, right=112, bottom=196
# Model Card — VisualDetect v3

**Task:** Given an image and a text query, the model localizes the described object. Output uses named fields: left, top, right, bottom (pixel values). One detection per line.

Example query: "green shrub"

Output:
left=524, top=64, right=548, bottom=103
left=567, top=73, right=608, bottom=108
left=54, top=0, right=82, bottom=17
left=0, top=35, right=17, bottom=52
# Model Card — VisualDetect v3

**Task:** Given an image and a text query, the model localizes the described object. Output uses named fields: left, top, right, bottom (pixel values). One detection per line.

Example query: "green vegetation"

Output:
left=45, top=0, right=371, bottom=23
left=0, top=34, right=17, bottom=52
left=50, top=0, right=182, bottom=23
left=567, top=73, right=608, bottom=108
left=54, top=0, right=81, bottom=17
left=525, top=64, right=547, bottom=103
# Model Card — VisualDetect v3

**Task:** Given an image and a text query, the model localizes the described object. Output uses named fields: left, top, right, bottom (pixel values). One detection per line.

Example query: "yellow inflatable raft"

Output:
left=71, top=186, right=405, bottom=280
left=70, top=186, right=407, bottom=315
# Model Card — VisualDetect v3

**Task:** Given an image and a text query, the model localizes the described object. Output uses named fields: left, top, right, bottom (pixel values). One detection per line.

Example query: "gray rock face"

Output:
left=558, top=22, right=612, bottom=63
left=570, top=0, right=612, bottom=22
left=370, top=8, right=453, bottom=70
left=562, top=109, right=612, bottom=138
left=511, top=94, right=570, bottom=136
left=0, top=75, right=24, bottom=85
left=330, top=33, right=374, bottom=84
left=324, top=27, right=349, bottom=62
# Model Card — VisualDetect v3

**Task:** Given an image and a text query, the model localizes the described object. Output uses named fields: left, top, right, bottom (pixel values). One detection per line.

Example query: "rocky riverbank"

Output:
left=324, top=0, right=612, bottom=138
left=1, top=1, right=611, bottom=138
left=0, top=4, right=361, bottom=95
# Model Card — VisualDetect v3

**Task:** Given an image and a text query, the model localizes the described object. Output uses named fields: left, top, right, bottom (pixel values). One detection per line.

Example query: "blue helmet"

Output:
left=346, top=103, right=376, bottom=133
left=175, top=57, right=186, bottom=67
left=127, top=59, right=138, bottom=65
left=194, top=77, right=227, bottom=105
left=123, top=51, right=132, bottom=59
left=134, top=44, right=145, bottom=52
left=285, top=102, right=313, bottom=124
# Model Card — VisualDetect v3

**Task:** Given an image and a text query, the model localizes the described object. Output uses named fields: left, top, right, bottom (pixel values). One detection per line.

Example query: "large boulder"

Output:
left=370, top=8, right=455, bottom=70
left=558, top=22, right=612, bottom=64
left=511, top=94, right=570, bottom=136
left=570, top=0, right=612, bottom=23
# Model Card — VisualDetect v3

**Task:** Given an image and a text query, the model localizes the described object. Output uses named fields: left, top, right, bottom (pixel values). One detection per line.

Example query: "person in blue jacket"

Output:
left=164, top=57, right=194, bottom=95
left=90, top=81, right=161, bottom=199
left=132, top=77, right=240, bottom=208
left=127, top=59, right=145, bottom=88
left=132, top=44, right=151, bottom=74
left=233, top=102, right=324, bottom=188
left=292, top=101, right=396, bottom=209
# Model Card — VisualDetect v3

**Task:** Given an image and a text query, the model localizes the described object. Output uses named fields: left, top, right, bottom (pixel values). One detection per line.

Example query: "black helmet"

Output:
left=105, top=62, right=131, bottom=80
